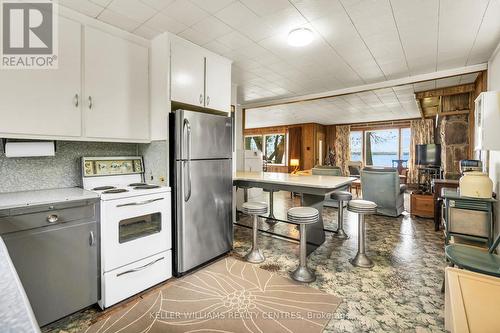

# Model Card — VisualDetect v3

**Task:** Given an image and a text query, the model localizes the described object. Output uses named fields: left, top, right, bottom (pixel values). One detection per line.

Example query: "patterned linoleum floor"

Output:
left=233, top=192, right=446, bottom=332
left=43, top=192, right=446, bottom=333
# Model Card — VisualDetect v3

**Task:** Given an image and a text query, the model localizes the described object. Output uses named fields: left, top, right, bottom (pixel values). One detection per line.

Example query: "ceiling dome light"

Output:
left=288, top=28, right=313, bottom=47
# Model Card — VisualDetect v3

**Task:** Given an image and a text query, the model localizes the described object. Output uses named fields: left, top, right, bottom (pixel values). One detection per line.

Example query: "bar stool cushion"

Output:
left=242, top=201, right=268, bottom=215
left=331, top=190, right=352, bottom=201
left=348, top=200, right=377, bottom=214
left=287, top=207, right=319, bottom=224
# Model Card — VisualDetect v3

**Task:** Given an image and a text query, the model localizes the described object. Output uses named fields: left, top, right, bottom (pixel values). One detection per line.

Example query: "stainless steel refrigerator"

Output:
left=170, top=109, right=233, bottom=275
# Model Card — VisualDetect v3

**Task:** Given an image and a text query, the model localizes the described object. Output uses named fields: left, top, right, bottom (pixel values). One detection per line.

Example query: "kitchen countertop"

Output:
left=234, top=171, right=356, bottom=189
left=0, top=237, right=40, bottom=333
left=0, top=187, right=99, bottom=211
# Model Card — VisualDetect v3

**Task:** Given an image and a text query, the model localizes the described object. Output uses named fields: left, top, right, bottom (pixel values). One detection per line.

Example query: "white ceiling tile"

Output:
left=139, top=0, right=175, bottom=11
left=202, top=40, right=233, bottom=55
left=108, top=0, right=157, bottom=22
left=90, top=0, right=113, bottom=7
left=59, top=0, right=104, bottom=18
left=466, top=0, right=500, bottom=65
left=133, top=25, right=161, bottom=39
left=437, top=0, right=490, bottom=70
left=190, top=16, right=232, bottom=40
left=190, top=0, right=236, bottom=14
left=240, top=0, right=293, bottom=17
left=98, top=8, right=142, bottom=32
left=162, top=0, right=209, bottom=26
left=145, top=12, right=187, bottom=33
left=390, top=0, right=439, bottom=75
left=216, top=31, right=254, bottom=50
left=178, top=27, right=215, bottom=45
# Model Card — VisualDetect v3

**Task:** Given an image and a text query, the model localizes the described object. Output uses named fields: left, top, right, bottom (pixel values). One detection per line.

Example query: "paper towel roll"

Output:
left=4, top=141, right=55, bottom=157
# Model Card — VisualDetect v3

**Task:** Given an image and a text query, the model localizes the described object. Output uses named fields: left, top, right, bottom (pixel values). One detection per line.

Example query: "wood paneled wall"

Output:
left=244, top=122, right=326, bottom=172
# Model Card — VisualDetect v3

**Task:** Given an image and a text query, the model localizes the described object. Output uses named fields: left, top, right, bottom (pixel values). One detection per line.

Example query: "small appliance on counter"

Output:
left=82, top=156, right=172, bottom=308
left=459, top=159, right=483, bottom=174
left=459, top=171, right=493, bottom=199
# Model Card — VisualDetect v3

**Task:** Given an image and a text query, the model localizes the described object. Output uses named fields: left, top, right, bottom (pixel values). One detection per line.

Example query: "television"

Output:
left=416, top=144, right=441, bottom=167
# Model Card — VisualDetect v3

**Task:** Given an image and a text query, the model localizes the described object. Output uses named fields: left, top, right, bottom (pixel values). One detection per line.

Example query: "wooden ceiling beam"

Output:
left=415, top=83, right=475, bottom=99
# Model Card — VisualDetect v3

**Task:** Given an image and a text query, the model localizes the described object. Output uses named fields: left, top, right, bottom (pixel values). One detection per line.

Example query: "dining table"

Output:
left=233, top=171, right=356, bottom=255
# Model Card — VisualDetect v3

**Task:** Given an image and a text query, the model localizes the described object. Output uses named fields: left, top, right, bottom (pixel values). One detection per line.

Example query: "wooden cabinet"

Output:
left=0, top=17, right=82, bottom=139
left=84, top=27, right=149, bottom=142
left=410, top=192, right=434, bottom=218
left=170, top=37, right=231, bottom=113
left=205, top=53, right=231, bottom=112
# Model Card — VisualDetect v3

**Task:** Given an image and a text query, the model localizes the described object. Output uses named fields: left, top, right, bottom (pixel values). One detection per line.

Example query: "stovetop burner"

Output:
left=92, top=186, right=116, bottom=191
left=134, top=185, right=160, bottom=190
left=103, top=189, right=129, bottom=194
left=128, top=183, right=147, bottom=186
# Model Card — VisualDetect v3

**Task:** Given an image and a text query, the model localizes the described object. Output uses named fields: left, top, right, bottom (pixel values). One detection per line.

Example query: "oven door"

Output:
left=101, top=192, right=171, bottom=272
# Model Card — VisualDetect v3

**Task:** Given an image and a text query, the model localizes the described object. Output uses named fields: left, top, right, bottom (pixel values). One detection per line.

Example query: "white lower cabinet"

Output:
left=0, top=16, right=82, bottom=138
left=100, top=250, right=172, bottom=308
left=84, top=27, right=150, bottom=142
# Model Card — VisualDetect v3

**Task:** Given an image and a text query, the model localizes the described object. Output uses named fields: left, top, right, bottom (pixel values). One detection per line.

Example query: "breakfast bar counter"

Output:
left=234, top=171, right=356, bottom=254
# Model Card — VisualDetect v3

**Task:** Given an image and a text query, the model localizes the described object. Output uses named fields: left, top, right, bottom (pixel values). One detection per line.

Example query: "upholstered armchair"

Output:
left=360, top=168, right=406, bottom=217
left=311, top=166, right=348, bottom=208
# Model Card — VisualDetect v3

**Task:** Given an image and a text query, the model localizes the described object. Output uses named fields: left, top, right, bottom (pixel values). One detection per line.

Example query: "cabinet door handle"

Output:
left=74, top=93, right=79, bottom=107
left=88, top=96, right=93, bottom=110
left=89, top=231, right=96, bottom=246
left=206, top=96, right=210, bottom=106
left=199, top=94, right=203, bottom=105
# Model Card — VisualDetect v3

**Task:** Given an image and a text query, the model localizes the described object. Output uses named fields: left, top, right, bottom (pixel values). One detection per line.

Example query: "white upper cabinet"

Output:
left=170, top=39, right=205, bottom=107
left=0, top=17, right=82, bottom=138
left=474, top=91, right=500, bottom=151
left=84, top=27, right=149, bottom=142
left=170, top=37, right=232, bottom=113
left=205, top=53, right=232, bottom=113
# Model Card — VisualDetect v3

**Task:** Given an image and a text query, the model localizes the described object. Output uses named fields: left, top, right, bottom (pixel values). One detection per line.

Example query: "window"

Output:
left=350, top=127, right=411, bottom=167
left=244, top=134, right=286, bottom=165
left=350, top=131, right=362, bottom=162
left=264, top=134, right=286, bottom=165
left=365, top=129, right=399, bottom=167
left=244, top=136, right=263, bottom=151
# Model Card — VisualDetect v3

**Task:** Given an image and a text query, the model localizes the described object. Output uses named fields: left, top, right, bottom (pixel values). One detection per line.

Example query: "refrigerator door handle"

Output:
left=184, top=118, right=192, bottom=202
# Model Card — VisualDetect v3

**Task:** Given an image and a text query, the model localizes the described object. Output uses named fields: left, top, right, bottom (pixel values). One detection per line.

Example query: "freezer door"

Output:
left=176, top=159, right=232, bottom=273
left=175, top=109, right=232, bottom=160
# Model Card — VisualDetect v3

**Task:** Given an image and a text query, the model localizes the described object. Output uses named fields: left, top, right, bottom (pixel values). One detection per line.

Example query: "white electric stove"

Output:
left=82, top=156, right=172, bottom=308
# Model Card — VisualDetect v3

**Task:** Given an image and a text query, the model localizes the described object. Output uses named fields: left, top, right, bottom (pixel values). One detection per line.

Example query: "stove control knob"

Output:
left=47, top=214, right=59, bottom=223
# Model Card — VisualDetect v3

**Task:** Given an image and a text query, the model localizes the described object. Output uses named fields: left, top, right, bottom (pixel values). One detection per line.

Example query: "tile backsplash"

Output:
left=0, top=140, right=168, bottom=193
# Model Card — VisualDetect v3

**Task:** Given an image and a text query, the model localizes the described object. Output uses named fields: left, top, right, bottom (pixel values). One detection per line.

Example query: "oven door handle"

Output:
left=116, top=257, right=165, bottom=277
left=116, top=197, right=164, bottom=207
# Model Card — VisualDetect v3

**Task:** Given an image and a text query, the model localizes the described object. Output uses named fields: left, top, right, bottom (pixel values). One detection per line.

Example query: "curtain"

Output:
left=408, top=119, right=434, bottom=183
left=335, top=125, right=350, bottom=176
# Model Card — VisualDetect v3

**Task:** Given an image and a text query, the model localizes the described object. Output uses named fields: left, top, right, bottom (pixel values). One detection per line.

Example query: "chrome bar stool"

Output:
left=236, top=185, right=250, bottom=221
left=288, top=207, right=319, bottom=283
left=263, top=189, right=278, bottom=223
left=330, top=190, right=352, bottom=239
left=348, top=200, right=377, bottom=268
left=242, top=201, right=268, bottom=263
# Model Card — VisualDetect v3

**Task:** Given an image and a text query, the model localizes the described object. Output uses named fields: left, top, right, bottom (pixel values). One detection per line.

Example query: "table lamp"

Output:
left=290, top=159, right=300, bottom=175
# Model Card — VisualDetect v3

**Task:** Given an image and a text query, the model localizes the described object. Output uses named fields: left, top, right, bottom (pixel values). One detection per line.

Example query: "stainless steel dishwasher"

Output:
left=0, top=198, right=100, bottom=326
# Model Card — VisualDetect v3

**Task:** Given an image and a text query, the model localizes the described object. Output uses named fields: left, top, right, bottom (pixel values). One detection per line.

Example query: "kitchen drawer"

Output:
left=0, top=201, right=98, bottom=234
left=101, top=250, right=172, bottom=308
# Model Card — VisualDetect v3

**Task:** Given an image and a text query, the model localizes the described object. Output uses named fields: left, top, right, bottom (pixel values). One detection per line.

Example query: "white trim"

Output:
left=242, top=63, right=488, bottom=109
